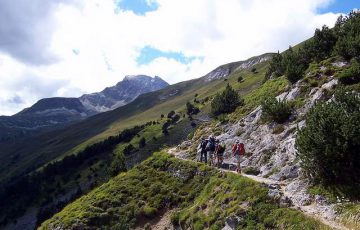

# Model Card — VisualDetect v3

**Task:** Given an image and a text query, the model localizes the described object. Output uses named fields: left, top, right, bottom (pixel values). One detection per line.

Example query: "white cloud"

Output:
left=0, top=0, right=341, bottom=115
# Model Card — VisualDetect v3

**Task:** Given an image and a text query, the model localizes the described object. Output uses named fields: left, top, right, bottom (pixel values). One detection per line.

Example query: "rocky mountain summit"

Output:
left=0, top=75, right=168, bottom=141
left=80, top=75, right=169, bottom=112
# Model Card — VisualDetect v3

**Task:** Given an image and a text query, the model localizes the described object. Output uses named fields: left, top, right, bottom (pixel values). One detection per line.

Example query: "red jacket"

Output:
left=232, top=143, right=245, bottom=155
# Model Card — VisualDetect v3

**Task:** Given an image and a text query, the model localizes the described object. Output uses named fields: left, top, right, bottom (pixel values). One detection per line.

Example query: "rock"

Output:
left=178, top=141, right=192, bottom=150
left=272, top=165, right=299, bottom=181
left=268, top=188, right=282, bottom=201
left=280, top=196, right=293, bottom=207
left=332, top=61, right=348, bottom=68
left=322, top=78, right=338, bottom=90
left=276, top=92, right=288, bottom=101
left=285, top=180, right=313, bottom=206
left=222, top=215, right=242, bottom=230
left=315, top=195, right=328, bottom=205
left=285, top=86, right=301, bottom=101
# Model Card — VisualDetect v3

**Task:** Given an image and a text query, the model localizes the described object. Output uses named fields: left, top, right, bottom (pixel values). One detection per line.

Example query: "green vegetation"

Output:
left=40, top=153, right=329, bottom=230
left=211, top=84, right=243, bottom=116
left=0, top=124, right=146, bottom=226
left=232, top=76, right=289, bottom=119
left=266, top=11, right=360, bottom=83
left=339, top=204, right=360, bottom=230
left=186, top=101, right=200, bottom=115
left=261, top=96, right=292, bottom=123
left=296, top=89, right=360, bottom=193
left=139, top=137, right=146, bottom=148
left=108, top=152, right=126, bottom=177
left=334, top=11, right=360, bottom=60
left=174, top=172, right=329, bottom=229
left=337, top=59, right=360, bottom=84
left=39, top=152, right=216, bottom=229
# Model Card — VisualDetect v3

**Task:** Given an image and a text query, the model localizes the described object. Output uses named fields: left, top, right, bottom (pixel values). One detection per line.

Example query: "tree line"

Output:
left=266, top=11, right=360, bottom=84
left=0, top=124, right=148, bottom=226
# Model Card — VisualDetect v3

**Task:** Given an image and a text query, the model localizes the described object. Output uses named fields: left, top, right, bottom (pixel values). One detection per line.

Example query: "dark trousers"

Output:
left=200, top=150, right=207, bottom=163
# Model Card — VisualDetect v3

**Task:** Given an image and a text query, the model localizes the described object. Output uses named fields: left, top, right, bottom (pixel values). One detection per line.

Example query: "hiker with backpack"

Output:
left=206, top=135, right=216, bottom=166
left=215, top=140, right=226, bottom=168
left=232, top=140, right=245, bottom=173
left=199, top=138, right=209, bottom=163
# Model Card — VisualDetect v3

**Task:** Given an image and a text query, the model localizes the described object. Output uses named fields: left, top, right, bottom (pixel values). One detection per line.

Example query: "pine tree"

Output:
left=211, top=84, right=242, bottom=116
left=296, top=89, right=360, bottom=186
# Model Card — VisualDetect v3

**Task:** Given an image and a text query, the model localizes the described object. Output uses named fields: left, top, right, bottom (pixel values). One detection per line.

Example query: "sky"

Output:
left=0, top=0, right=358, bottom=115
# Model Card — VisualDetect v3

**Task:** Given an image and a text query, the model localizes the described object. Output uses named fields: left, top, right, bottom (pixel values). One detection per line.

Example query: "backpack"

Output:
left=238, top=143, right=245, bottom=155
left=207, top=139, right=216, bottom=151
left=233, top=143, right=245, bottom=155
left=217, top=144, right=226, bottom=154
left=201, top=140, right=208, bottom=150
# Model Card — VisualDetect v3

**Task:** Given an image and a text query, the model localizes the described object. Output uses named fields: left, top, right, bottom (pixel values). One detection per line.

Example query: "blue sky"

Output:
left=117, top=0, right=159, bottom=15
left=318, top=0, right=358, bottom=14
left=136, top=46, right=203, bottom=66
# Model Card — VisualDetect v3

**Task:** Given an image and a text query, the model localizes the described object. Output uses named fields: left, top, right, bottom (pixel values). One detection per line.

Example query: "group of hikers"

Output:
left=198, top=136, right=245, bottom=173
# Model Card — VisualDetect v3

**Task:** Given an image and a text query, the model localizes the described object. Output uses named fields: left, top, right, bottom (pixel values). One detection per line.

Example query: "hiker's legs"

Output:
left=201, top=151, right=207, bottom=163
left=235, top=155, right=241, bottom=173
left=207, top=151, right=211, bottom=165
left=217, top=155, right=223, bottom=167
left=211, top=152, right=215, bottom=166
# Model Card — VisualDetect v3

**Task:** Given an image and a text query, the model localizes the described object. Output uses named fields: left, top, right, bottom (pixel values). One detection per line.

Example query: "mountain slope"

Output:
left=0, top=75, right=168, bottom=141
left=39, top=152, right=330, bottom=230
left=0, top=53, right=272, bottom=229
left=0, top=53, right=272, bottom=184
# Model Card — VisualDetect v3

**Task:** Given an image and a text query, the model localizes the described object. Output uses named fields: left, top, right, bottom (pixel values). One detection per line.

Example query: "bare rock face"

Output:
left=203, top=53, right=273, bottom=82
left=80, top=75, right=169, bottom=112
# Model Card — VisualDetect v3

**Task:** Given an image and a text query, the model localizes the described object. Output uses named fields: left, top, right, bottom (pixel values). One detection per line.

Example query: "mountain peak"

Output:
left=80, top=75, right=169, bottom=112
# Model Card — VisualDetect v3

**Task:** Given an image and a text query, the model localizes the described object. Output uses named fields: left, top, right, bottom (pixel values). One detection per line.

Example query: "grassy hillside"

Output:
left=0, top=53, right=273, bottom=228
left=40, top=152, right=330, bottom=230
left=0, top=54, right=272, bottom=184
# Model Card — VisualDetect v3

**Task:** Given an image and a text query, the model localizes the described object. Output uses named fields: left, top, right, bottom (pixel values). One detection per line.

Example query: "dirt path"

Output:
left=167, top=147, right=350, bottom=230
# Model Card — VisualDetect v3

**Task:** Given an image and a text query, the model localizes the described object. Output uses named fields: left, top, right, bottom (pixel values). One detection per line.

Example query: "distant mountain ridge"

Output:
left=80, top=75, right=168, bottom=112
left=0, top=75, right=169, bottom=141
left=203, top=53, right=273, bottom=82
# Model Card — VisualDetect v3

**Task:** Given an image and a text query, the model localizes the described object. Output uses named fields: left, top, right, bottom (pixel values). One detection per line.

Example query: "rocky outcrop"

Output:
left=203, top=53, right=274, bottom=82
left=177, top=74, right=352, bottom=229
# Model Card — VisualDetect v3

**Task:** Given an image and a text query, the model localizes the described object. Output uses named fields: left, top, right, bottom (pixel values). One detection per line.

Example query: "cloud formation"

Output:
left=0, top=0, right=341, bottom=115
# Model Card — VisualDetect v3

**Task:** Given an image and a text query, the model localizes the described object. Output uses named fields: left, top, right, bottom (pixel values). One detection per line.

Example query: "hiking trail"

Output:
left=167, top=147, right=350, bottom=230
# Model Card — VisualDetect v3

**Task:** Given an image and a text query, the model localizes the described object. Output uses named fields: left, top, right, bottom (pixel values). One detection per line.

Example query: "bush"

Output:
left=334, top=11, right=360, bottom=60
left=167, top=111, right=175, bottom=118
left=108, top=153, right=126, bottom=177
left=237, top=75, right=243, bottom=83
left=261, top=97, right=292, bottom=123
left=296, top=89, right=360, bottom=186
left=123, top=144, right=135, bottom=155
left=337, top=59, right=360, bottom=85
left=211, top=84, right=243, bottom=116
left=186, top=102, right=200, bottom=115
left=139, top=137, right=146, bottom=148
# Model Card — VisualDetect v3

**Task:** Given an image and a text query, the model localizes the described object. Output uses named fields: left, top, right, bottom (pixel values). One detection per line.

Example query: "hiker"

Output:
left=232, top=140, right=245, bottom=173
left=206, top=135, right=216, bottom=166
left=216, top=140, right=226, bottom=168
left=199, top=138, right=208, bottom=163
